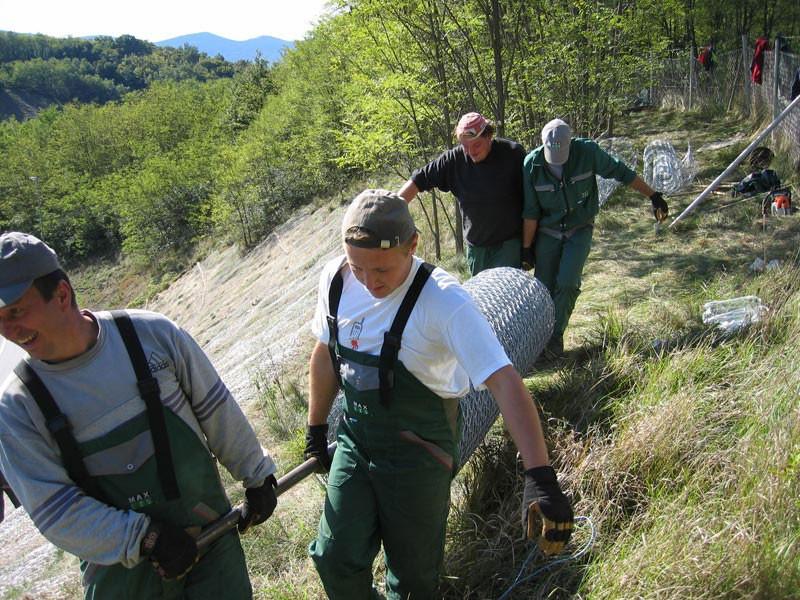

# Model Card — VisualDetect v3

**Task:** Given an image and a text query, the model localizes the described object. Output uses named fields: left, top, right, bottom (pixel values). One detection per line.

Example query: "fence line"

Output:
left=644, top=40, right=800, bottom=167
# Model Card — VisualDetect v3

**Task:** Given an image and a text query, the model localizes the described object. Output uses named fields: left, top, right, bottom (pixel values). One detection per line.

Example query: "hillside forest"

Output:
left=1, top=0, right=800, bottom=275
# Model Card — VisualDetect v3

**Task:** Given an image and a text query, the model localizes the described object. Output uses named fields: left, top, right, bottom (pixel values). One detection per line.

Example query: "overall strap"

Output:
left=111, top=310, right=180, bottom=501
left=14, top=362, right=106, bottom=502
left=326, top=261, right=346, bottom=386
left=378, top=262, right=434, bottom=407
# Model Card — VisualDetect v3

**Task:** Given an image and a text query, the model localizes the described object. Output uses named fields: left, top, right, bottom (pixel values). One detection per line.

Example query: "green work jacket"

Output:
left=522, top=138, right=636, bottom=230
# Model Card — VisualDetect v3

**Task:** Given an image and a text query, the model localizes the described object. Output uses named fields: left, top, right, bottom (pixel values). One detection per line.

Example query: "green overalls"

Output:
left=522, top=139, right=636, bottom=338
left=309, top=263, right=462, bottom=600
left=465, top=238, right=522, bottom=276
left=17, top=312, right=250, bottom=600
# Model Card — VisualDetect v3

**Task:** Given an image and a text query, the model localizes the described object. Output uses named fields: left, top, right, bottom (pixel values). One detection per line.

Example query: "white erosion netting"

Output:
left=642, top=139, right=698, bottom=194
left=328, top=267, right=554, bottom=467
left=597, top=137, right=638, bottom=207
left=150, top=204, right=347, bottom=409
left=0, top=506, right=77, bottom=597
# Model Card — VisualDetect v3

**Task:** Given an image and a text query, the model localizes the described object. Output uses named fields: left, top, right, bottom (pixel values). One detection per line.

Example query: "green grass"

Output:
left=62, top=106, right=800, bottom=599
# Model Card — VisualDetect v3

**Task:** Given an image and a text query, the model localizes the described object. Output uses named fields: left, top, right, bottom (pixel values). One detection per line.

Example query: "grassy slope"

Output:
left=438, top=108, right=800, bottom=599
left=62, top=107, right=800, bottom=599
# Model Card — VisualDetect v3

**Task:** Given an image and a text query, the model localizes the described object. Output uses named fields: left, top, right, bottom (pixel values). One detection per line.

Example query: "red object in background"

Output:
left=774, top=194, right=791, bottom=210
left=751, top=37, right=770, bottom=84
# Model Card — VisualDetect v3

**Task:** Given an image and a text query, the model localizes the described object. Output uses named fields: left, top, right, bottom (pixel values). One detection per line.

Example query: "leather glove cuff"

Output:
left=524, top=465, right=558, bottom=486
left=305, top=424, right=332, bottom=471
left=306, top=423, right=329, bottom=442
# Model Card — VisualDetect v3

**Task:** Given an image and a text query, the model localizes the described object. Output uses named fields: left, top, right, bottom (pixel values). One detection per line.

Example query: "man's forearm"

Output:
left=629, top=175, right=656, bottom=198
left=523, top=218, right=539, bottom=247
left=485, top=365, right=549, bottom=469
left=398, top=179, right=419, bottom=203
left=308, top=341, right=340, bottom=425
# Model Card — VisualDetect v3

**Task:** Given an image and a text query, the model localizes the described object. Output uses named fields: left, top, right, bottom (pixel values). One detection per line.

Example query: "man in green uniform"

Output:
left=0, top=231, right=278, bottom=599
left=522, top=119, right=669, bottom=358
left=304, top=189, right=573, bottom=599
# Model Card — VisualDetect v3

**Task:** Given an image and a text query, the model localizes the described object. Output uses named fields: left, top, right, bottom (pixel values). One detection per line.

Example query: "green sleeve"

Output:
left=522, top=152, right=542, bottom=220
left=587, top=139, right=637, bottom=184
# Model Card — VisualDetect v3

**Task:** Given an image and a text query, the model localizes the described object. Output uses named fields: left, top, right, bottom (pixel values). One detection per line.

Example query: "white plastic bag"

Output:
left=701, top=296, right=767, bottom=334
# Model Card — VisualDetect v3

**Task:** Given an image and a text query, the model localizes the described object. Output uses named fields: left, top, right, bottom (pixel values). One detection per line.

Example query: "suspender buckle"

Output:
left=382, top=331, right=401, bottom=355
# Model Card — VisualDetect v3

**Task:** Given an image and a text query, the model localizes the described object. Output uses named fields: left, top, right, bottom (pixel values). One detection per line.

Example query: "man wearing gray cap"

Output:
left=0, top=231, right=278, bottom=598
left=522, top=119, right=669, bottom=359
left=304, top=190, right=573, bottom=599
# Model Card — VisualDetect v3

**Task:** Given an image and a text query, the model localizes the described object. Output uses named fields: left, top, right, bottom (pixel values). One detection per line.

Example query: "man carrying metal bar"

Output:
left=0, top=232, right=277, bottom=599
left=304, top=189, right=573, bottom=599
left=522, top=119, right=669, bottom=359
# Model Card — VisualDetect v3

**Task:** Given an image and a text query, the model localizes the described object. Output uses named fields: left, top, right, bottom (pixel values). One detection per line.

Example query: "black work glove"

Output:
left=238, top=474, right=278, bottom=533
left=140, top=520, right=198, bottom=580
left=304, top=424, right=333, bottom=472
left=650, top=192, right=669, bottom=222
left=521, top=246, right=535, bottom=271
left=521, top=466, right=573, bottom=555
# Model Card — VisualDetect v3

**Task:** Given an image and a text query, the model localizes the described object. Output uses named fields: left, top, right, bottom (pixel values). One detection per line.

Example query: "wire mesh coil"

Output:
left=642, top=139, right=698, bottom=194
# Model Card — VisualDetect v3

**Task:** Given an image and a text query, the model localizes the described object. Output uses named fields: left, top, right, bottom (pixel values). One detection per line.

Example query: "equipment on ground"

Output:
left=768, top=189, right=792, bottom=216
left=671, top=92, right=800, bottom=228
left=732, top=169, right=781, bottom=198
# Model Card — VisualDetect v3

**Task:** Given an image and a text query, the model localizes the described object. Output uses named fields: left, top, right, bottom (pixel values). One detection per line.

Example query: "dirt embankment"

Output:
left=0, top=201, right=346, bottom=598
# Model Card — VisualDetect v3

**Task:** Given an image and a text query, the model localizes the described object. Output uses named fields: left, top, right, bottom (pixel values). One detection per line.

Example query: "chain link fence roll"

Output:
left=642, top=139, right=698, bottom=194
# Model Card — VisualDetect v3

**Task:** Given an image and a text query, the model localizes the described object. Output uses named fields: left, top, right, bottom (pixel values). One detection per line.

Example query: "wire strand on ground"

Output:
left=497, top=515, right=596, bottom=600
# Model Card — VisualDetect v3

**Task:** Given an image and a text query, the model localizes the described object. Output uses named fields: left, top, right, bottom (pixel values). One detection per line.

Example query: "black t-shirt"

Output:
left=411, top=138, right=526, bottom=247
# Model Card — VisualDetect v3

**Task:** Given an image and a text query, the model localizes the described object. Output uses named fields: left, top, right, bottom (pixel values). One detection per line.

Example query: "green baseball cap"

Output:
left=0, top=232, right=61, bottom=307
left=342, top=189, right=417, bottom=249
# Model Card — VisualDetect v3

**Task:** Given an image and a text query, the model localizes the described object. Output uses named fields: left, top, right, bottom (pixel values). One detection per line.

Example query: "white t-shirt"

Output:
left=311, top=255, right=510, bottom=398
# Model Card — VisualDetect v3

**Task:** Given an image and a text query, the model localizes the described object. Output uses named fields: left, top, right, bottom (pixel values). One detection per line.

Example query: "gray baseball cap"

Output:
left=342, top=189, right=417, bottom=249
left=0, top=232, right=61, bottom=307
left=541, top=118, right=572, bottom=165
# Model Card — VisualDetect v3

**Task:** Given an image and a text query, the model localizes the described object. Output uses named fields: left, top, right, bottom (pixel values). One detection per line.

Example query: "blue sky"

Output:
left=2, top=0, right=330, bottom=42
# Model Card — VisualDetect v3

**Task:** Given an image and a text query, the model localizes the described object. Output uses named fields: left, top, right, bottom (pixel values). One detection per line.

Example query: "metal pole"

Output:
left=195, top=442, right=337, bottom=551
left=742, top=35, right=751, bottom=106
left=688, top=45, right=695, bottom=110
left=771, top=38, right=781, bottom=119
left=669, top=92, right=800, bottom=228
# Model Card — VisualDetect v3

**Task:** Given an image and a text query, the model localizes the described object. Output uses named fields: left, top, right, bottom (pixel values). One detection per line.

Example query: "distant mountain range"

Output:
left=155, top=32, right=294, bottom=63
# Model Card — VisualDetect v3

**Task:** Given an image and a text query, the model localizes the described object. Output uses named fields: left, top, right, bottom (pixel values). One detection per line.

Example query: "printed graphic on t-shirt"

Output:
left=349, top=319, right=364, bottom=350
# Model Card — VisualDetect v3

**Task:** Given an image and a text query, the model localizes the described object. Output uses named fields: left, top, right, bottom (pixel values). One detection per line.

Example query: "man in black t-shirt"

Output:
left=398, top=112, right=526, bottom=275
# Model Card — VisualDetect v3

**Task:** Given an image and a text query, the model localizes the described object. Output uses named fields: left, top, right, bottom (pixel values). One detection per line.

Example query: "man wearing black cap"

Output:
left=522, top=119, right=669, bottom=359
left=304, top=189, right=573, bottom=599
left=399, top=112, right=527, bottom=275
left=0, top=231, right=278, bottom=598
